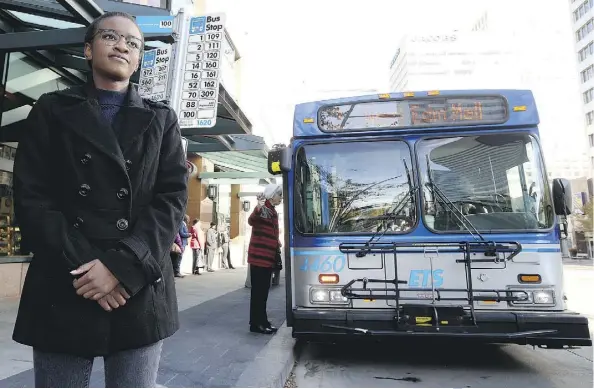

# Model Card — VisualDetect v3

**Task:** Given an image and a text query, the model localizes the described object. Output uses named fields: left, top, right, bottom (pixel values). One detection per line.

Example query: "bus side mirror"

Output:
left=552, top=178, right=572, bottom=216
left=268, top=144, right=291, bottom=175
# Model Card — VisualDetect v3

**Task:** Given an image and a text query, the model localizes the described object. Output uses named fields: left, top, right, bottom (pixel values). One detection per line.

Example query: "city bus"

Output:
left=267, top=89, right=592, bottom=348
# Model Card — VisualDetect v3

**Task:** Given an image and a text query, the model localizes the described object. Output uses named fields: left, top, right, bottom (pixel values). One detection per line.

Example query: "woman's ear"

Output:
left=84, top=42, right=92, bottom=62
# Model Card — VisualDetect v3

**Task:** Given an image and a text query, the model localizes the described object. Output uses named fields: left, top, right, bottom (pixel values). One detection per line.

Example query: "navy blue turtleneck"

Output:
left=96, top=88, right=127, bottom=127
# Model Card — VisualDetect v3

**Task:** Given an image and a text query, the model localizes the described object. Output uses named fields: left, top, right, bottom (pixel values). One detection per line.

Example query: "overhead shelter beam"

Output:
left=0, top=0, right=78, bottom=23
left=94, top=0, right=172, bottom=17
left=56, top=0, right=103, bottom=25
left=54, top=53, right=88, bottom=72
left=0, top=27, right=174, bottom=51
left=218, top=84, right=252, bottom=134
left=0, top=27, right=86, bottom=51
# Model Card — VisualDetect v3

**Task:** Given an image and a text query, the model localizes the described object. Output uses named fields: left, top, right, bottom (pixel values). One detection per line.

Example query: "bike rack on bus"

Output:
left=338, top=240, right=524, bottom=330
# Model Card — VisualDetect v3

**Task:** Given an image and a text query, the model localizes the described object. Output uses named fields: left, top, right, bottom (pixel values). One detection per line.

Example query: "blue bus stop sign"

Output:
left=135, top=16, right=174, bottom=34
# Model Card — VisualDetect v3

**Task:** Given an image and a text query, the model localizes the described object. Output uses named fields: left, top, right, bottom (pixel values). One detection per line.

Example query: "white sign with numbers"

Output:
left=178, top=13, right=226, bottom=128
left=138, top=45, right=172, bottom=102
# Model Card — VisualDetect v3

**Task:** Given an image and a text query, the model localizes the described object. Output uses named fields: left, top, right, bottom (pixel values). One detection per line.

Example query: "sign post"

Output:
left=171, top=13, right=226, bottom=129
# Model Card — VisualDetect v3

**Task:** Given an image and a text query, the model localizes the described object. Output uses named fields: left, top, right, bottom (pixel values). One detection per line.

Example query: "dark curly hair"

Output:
left=84, top=11, right=144, bottom=69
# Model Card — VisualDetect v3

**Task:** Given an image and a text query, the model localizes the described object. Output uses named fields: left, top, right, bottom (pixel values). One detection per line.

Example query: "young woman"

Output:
left=247, top=184, right=283, bottom=334
left=12, top=11, right=188, bottom=388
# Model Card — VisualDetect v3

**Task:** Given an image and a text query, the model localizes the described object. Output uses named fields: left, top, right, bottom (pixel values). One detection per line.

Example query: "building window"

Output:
left=587, top=111, right=594, bottom=125
left=584, top=88, right=594, bottom=103
left=578, top=41, right=594, bottom=62
left=590, top=134, right=594, bottom=147
left=582, top=64, right=594, bottom=83
left=575, top=0, right=593, bottom=21
left=576, top=18, right=594, bottom=42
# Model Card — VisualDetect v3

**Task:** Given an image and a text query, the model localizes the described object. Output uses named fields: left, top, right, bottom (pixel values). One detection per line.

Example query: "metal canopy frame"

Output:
left=0, top=0, right=260, bottom=158
left=56, top=0, right=103, bottom=25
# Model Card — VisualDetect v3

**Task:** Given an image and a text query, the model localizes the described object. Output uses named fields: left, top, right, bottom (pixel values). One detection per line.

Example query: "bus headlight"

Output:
left=311, top=289, right=329, bottom=303
left=329, top=290, right=348, bottom=303
left=310, top=288, right=349, bottom=304
left=533, top=290, right=555, bottom=305
left=509, top=291, right=532, bottom=304
left=507, top=288, right=555, bottom=306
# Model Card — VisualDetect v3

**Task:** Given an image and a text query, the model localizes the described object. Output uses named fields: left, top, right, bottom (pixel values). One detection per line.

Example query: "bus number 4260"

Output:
left=299, top=256, right=345, bottom=272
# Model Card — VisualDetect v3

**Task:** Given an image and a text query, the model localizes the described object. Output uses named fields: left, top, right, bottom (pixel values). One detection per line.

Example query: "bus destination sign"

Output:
left=318, top=96, right=508, bottom=132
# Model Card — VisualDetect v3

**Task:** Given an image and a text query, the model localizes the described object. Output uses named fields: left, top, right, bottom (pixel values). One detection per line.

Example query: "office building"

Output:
left=570, top=0, right=594, bottom=174
left=388, top=2, right=590, bottom=181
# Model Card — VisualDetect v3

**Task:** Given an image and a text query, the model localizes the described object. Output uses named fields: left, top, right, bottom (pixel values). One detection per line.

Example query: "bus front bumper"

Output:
left=291, top=308, right=592, bottom=348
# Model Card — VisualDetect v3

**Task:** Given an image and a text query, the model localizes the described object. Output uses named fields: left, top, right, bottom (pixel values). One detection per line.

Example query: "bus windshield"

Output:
left=294, top=140, right=415, bottom=234
left=417, top=133, right=554, bottom=232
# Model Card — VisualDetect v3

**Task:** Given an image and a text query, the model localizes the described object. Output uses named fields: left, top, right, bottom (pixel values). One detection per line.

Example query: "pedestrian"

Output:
left=220, top=226, right=234, bottom=269
left=178, top=215, right=191, bottom=274
left=247, top=184, right=283, bottom=334
left=11, top=11, right=188, bottom=388
left=171, top=232, right=184, bottom=278
left=190, top=218, right=203, bottom=275
left=180, top=215, right=191, bottom=253
left=206, top=222, right=217, bottom=272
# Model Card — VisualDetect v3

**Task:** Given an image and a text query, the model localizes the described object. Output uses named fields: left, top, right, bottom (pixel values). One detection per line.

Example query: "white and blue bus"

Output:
left=268, top=90, right=591, bottom=348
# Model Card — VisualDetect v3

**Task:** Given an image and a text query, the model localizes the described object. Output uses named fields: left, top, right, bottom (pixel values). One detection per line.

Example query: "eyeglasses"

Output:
left=94, top=29, right=143, bottom=51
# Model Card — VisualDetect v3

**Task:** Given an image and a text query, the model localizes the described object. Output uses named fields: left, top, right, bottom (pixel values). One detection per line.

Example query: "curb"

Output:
left=235, top=321, right=300, bottom=388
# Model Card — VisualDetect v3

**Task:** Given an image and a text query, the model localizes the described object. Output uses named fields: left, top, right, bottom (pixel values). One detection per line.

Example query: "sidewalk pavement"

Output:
left=562, top=257, right=593, bottom=266
left=0, top=266, right=296, bottom=388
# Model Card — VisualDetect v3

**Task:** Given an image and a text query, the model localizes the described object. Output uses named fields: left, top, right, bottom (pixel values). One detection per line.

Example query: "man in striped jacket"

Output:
left=247, top=184, right=283, bottom=334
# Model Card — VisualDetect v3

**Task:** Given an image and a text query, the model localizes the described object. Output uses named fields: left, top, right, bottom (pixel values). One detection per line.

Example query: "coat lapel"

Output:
left=113, top=84, right=156, bottom=154
left=54, top=82, right=156, bottom=169
left=54, top=84, right=126, bottom=169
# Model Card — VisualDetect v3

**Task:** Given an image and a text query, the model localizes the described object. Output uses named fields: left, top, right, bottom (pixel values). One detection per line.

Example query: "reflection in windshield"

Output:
left=418, top=134, right=554, bottom=231
left=294, top=141, right=415, bottom=234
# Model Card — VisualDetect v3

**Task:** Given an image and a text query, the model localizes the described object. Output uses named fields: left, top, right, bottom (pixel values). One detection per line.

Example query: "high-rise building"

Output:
left=570, top=0, right=594, bottom=174
left=388, top=2, right=590, bottom=181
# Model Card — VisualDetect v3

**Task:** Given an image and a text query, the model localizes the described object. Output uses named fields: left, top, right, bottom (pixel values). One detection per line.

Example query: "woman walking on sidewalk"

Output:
left=12, top=11, right=188, bottom=388
left=247, top=184, right=283, bottom=334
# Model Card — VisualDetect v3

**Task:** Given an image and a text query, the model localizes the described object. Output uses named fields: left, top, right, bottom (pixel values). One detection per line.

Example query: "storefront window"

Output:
left=0, top=145, right=21, bottom=256
left=0, top=52, right=76, bottom=258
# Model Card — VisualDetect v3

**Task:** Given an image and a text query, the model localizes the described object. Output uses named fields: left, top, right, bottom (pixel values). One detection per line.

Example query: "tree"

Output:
left=575, top=197, right=593, bottom=234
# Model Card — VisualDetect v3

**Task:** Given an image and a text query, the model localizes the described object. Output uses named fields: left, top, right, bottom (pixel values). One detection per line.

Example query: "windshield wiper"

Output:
left=424, top=155, right=485, bottom=242
left=356, top=159, right=417, bottom=257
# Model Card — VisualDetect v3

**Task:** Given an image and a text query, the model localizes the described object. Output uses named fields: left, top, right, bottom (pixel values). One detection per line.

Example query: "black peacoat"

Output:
left=12, top=81, right=189, bottom=357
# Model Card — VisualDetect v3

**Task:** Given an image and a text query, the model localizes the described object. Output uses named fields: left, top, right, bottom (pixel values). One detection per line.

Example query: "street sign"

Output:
left=135, top=16, right=174, bottom=34
left=138, top=45, right=172, bottom=102
left=178, top=13, right=226, bottom=129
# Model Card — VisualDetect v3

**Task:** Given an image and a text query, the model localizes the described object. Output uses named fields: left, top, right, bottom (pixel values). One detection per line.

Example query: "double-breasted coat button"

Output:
left=116, top=218, right=129, bottom=231
left=78, top=184, right=90, bottom=197
left=73, top=217, right=84, bottom=228
left=117, top=188, right=129, bottom=200
left=80, top=153, right=92, bottom=165
left=125, top=160, right=132, bottom=171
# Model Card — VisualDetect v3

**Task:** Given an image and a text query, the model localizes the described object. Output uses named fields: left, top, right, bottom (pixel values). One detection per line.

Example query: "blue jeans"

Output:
left=33, top=341, right=163, bottom=388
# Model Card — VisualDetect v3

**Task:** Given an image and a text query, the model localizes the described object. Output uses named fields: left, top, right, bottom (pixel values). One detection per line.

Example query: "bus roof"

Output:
left=293, top=89, right=539, bottom=138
